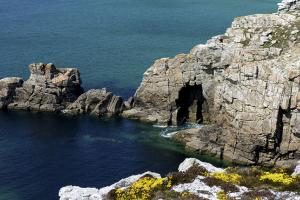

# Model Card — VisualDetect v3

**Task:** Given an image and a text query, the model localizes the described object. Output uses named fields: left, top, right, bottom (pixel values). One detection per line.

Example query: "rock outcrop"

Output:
left=59, top=158, right=300, bottom=200
left=178, top=157, right=224, bottom=173
left=3, top=63, right=83, bottom=112
left=59, top=172, right=161, bottom=200
left=278, top=0, right=300, bottom=11
left=64, top=88, right=124, bottom=116
left=0, top=77, right=23, bottom=109
left=0, top=63, right=124, bottom=116
left=123, top=0, right=300, bottom=165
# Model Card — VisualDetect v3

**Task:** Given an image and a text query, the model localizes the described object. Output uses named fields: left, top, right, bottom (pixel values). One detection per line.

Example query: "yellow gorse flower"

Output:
left=217, top=190, right=228, bottom=200
left=115, top=176, right=172, bottom=200
left=259, top=172, right=296, bottom=185
left=211, top=172, right=242, bottom=184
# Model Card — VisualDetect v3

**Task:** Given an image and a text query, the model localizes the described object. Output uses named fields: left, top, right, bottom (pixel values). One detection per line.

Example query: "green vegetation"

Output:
left=107, top=165, right=300, bottom=200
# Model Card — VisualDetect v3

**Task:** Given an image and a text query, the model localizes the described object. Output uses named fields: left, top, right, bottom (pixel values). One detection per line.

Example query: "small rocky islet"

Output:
left=1, top=0, right=300, bottom=199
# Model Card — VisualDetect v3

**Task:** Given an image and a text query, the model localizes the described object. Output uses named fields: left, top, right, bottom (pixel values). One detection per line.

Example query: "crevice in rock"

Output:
left=175, top=84, right=205, bottom=125
left=274, top=107, right=284, bottom=149
left=254, top=145, right=264, bottom=164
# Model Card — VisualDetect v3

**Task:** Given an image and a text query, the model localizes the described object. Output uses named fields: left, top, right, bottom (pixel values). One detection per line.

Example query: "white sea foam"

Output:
left=159, top=123, right=203, bottom=138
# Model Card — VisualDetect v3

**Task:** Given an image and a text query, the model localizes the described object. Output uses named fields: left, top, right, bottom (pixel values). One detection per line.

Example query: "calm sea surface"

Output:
left=0, top=0, right=279, bottom=199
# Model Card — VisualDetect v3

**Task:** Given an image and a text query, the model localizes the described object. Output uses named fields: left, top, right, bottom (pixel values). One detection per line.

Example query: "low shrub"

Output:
left=152, top=190, right=206, bottom=200
left=240, top=189, right=275, bottom=200
left=169, top=165, right=208, bottom=185
left=203, top=176, right=239, bottom=193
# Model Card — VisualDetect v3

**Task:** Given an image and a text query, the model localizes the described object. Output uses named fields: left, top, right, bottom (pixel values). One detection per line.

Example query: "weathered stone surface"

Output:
left=0, top=63, right=125, bottom=117
left=278, top=0, right=300, bottom=11
left=59, top=172, right=161, bottom=200
left=178, top=158, right=224, bottom=173
left=65, top=88, right=124, bottom=116
left=6, top=63, right=83, bottom=112
left=124, top=97, right=134, bottom=110
left=0, top=77, right=23, bottom=109
left=59, top=158, right=300, bottom=200
left=124, top=0, right=300, bottom=165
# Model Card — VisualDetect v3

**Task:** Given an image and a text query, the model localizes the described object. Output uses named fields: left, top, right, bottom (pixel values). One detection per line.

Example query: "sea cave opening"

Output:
left=175, top=84, right=205, bottom=125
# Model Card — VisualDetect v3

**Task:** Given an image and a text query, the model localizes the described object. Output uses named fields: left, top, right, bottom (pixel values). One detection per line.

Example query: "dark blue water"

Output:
left=0, top=0, right=279, bottom=199
left=0, top=111, right=220, bottom=200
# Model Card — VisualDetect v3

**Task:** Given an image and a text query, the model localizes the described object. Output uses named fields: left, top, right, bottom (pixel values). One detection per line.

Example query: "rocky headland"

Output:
left=122, top=0, right=300, bottom=166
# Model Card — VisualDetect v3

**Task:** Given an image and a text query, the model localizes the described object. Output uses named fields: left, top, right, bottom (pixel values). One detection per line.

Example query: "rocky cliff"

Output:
left=0, top=63, right=125, bottom=115
left=123, top=2, right=300, bottom=165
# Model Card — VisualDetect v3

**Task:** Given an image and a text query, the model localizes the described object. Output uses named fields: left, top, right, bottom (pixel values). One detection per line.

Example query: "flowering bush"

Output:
left=210, top=172, right=242, bottom=184
left=114, top=176, right=172, bottom=200
left=259, top=172, right=296, bottom=185
left=217, top=190, right=228, bottom=200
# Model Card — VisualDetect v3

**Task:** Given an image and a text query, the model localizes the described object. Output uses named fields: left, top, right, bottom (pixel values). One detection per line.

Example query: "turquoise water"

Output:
left=0, top=0, right=279, bottom=199
left=0, top=0, right=278, bottom=97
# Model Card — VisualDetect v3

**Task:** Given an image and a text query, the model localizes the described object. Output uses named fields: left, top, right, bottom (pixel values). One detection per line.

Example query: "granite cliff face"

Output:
left=0, top=63, right=124, bottom=115
left=123, top=2, right=300, bottom=165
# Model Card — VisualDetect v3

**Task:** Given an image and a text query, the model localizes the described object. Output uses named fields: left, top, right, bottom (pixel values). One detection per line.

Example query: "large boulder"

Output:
left=65, top=88, right=124, bottom=116
left=178, top=158, right=224, bottom=173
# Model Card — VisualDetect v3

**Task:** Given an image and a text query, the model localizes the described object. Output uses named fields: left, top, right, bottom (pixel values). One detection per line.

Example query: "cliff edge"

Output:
left=123, top=1, right=300, bottom=165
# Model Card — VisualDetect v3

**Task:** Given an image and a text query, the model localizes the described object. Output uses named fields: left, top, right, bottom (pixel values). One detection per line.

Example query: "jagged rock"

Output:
left=59, top=172, right=161, bottom=200
left=124, top=97, right=134, bottom=110
left=0, top=63, right=124, bottom=117
left=65, top=88, right=124, bottom=116
left=172, top=175, right=251, bottom=200
left=6, top=63, right=83, bottom=112
left=173, top=125, right=227, bottom=161
left=0, top=77, right=23, bottom=109
left=278, top=0, right=300, bottom=11
left=107, top=95, right=124, bottom=115
left=293, top=160, right=300, bottom=176
left=172, top=176, right=223, bottom=200
left=178, top=158, right=224, bottom=173
left=124, top=0, right=300, bottom=165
